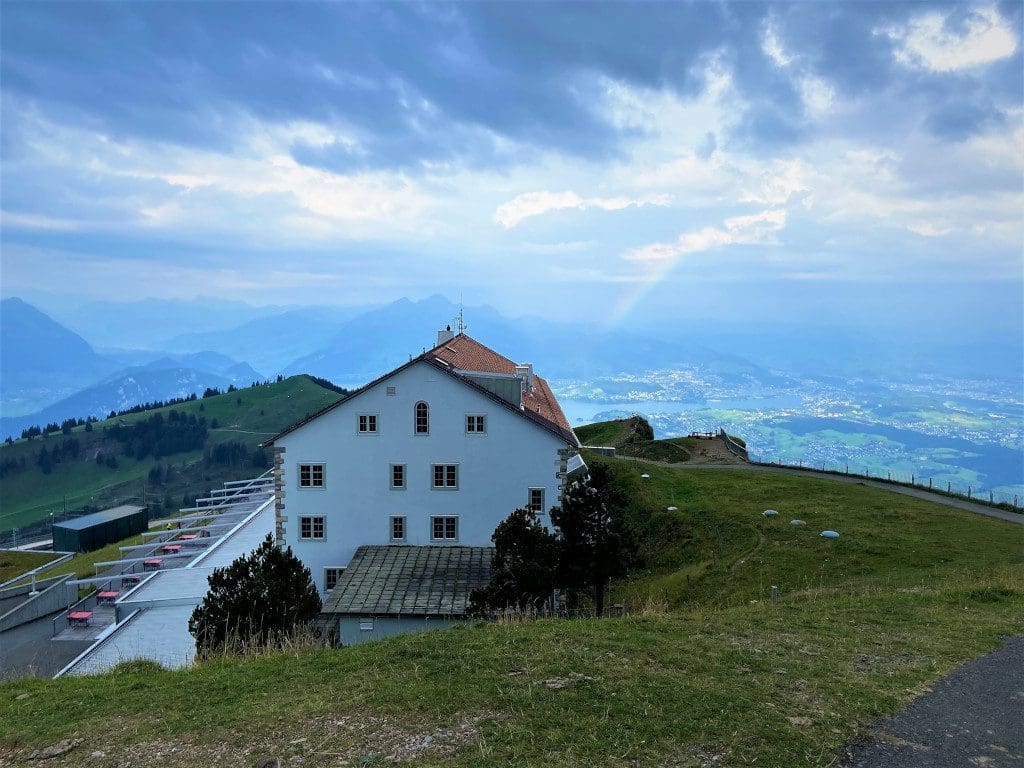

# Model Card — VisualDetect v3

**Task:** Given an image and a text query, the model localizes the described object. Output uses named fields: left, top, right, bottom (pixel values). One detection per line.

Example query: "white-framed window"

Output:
left=528, top=488, right=545, bottom=513
left=324, top=567, right=345, bottom=591
left=390, top=516, right=406, bottom=542
left=299, top=516, right=325, bottom=540
left=359, top=619, right=374, bottom=632
left=431, top=515, right=458, bottom=541
left=358, top=414, right=378, bottom=433
left=432, top=463, right=458, bottom=489
left=414, top=401, right=429, bottom=434
left=390, top=463, right=406, bottom=489
left=298, top=463, right=325, bottom=488
left=466, top=414, right=486, bottom=433
left=386, top=386, right=397, bottom=396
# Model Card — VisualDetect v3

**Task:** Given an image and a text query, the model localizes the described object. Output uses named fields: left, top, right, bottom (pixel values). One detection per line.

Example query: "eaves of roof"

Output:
left=263, top=345, right=578, bottom=448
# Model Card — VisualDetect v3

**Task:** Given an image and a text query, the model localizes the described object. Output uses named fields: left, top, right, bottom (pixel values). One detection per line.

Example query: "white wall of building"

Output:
left=274, top=361, right=570, bottom=594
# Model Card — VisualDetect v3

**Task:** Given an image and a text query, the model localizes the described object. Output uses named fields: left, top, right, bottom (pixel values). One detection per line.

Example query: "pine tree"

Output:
left=549, top=465, right=629, bottom=616
left=469, top=508, right=560, bottom=615
left=188, top=534, right=321, bottom=654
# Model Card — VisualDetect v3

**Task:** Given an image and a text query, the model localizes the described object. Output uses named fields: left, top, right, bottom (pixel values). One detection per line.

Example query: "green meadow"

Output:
left=2, top=443, right=1021, bottom=767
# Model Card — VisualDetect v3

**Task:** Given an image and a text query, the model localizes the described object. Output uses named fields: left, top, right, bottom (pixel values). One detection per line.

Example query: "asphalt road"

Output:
left=837, top=636, right=1024, bottom=767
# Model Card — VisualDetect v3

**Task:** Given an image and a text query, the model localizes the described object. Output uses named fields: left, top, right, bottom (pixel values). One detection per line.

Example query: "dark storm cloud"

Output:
left=3, top=2, right=1018, bottom=171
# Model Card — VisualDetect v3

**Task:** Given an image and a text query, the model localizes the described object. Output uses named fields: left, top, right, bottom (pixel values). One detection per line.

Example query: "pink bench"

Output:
left=161, top=544, right=182, bottom=554
left=68, top=611, right=92, bottom=627
left=143, top=558, right=162, bottom=570
left=179, top=533, right=197, bottom=541
left=97, top=590, right=119, bottom=604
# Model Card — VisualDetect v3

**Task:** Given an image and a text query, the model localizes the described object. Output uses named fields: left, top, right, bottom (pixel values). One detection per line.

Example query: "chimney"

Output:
left=436, top=324, right=454, bottom=346
left=515, top=363, right=534, bottom=392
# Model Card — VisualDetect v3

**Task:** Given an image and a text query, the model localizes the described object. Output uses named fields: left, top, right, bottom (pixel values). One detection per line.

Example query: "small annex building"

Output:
left=323, top=545, right=493, bottom=645
left=264, top=328, right=583, bottom=644
left=52, top=505, right=149, bottom=553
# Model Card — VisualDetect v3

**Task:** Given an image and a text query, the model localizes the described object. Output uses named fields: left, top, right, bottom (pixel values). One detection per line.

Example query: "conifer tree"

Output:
left=469, top=508, right=559, bottom=615
left=188, top=534, right=321, bottom=654
left=549, top=465, right=629, bottom=616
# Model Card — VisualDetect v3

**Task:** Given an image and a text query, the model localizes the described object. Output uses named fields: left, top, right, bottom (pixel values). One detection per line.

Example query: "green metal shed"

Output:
left=52, top=504, right=149, bottom=552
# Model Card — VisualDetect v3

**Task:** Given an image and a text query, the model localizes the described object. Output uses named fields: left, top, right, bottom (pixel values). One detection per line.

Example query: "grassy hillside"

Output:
left=0, top=551, right=56, bottom=584
left=0, top=376, right=342, bottom=536
left=1, top=458, right=1021, bottom=767
left=597, top=459, right=1024, bottom=605
left=575, top=415, right=694, bottom=463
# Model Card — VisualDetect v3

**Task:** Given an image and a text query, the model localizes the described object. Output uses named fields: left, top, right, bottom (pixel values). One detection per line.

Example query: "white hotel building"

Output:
left=264, top=329, right=583, bottom=635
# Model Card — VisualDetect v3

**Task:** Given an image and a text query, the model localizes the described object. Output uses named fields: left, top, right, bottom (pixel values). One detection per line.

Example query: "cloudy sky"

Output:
left=1, top=1, right=1021, bottom=334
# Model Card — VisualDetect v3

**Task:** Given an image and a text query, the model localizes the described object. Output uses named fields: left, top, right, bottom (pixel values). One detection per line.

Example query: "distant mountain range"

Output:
left=1, top=298, right=122, bottom=416
left=280, top=294, right=772, bottom=385
left=161, top=305, right=371, bottom=376
left=19, top=291, right=1010, bottom=441
left=0, top=298, right=268, bottom=434
left=0, top=367, right=238, bottom=439
left=1, top=294, right=781, bottom=436
left=48, top=297, right=288, bottom=350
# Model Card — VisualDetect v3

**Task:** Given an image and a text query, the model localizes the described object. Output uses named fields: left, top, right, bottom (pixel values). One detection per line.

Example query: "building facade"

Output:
left=265, top=332, right=580, bottom=596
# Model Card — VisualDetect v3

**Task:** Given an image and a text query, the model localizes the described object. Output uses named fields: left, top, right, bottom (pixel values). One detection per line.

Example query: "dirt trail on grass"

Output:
left=837, top=635, right=1024, bottom=768
left=643, top=461, right=1024, bottom=526
left=728, top=525, right=765, bottom=572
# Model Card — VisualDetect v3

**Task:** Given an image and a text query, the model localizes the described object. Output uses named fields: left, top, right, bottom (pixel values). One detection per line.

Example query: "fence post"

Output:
left=968, top=486, right=972, bottom=499
left=911, top=474, right=915, bottom=485
left=887, top=471, right=891, bottom=481
left=1015, top=495, right=1018, bottom=508
left=948, top=481, right=951, bottom=493
left=845, top=464, right=849, bottom=475
left=989, top=491, right=993, bottom=503
left=929, top=478, right=932, bottom=489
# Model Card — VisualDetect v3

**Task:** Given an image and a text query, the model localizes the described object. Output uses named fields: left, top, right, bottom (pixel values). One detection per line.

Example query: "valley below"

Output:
left=555, top=368, right=1024, bottom=501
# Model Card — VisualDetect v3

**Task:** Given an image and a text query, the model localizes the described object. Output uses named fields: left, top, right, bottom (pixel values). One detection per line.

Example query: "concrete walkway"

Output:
left=0, top=611, right=93, bottom=680
left=659, top=462, right=1024, bottom=526
left=838, top=636, right=1024, bottom=767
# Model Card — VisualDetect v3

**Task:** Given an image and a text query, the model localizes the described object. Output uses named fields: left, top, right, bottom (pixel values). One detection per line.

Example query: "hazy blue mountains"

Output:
left=0, top=297, right=120, bottom=416
left=48, top=298, right=286, bottom=350
left=162, top=306, right=372, bottom=375
left=0, top=366, right=238, bottom=439
left=141, top=352, right=263, bottom=383
left=280, top=295, right=772, bottom=385
left=0, top=299, right=269, bottom=435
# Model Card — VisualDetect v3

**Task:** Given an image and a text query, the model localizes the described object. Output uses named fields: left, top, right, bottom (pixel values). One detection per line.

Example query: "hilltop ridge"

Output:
left=0, top=375, right=343, bottom=540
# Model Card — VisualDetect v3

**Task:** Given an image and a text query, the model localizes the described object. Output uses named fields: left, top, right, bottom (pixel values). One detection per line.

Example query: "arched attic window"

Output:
left=415, top=401, right=429, bottom=434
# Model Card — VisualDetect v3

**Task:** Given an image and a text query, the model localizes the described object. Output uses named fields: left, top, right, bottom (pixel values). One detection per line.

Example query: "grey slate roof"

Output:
left=323, top=545, right=494, bottom=617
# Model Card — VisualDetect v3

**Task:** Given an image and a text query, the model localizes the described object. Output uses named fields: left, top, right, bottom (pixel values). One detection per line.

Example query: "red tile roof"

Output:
left=428, top=334, right=575, bottom=441
left=265, top=334, right=578, bottom=447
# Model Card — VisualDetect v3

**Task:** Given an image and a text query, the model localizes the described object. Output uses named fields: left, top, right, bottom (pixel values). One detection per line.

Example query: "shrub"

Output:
left=188, top=534, right=321, bottom=654
left=469, top=508, right=560, bottom=615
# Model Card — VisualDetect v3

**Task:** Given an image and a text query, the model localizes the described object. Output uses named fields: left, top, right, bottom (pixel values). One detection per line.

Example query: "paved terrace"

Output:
left=55, top=475, right=275, bottom=676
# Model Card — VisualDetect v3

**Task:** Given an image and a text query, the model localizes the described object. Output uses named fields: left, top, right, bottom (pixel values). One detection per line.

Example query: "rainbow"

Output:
left=606, top=255, right=682, bottom=328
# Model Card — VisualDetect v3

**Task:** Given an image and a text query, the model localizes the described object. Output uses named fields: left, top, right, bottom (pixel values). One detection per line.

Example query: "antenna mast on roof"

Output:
left=455, top=300, right=467, bottom=335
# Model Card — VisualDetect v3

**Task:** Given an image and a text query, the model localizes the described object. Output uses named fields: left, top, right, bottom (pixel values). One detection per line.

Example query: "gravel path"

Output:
left=660, top=463, right=1024, bottom=526
left=837, top=636, right=1024, bottom=767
